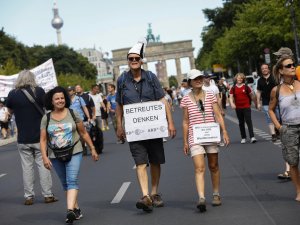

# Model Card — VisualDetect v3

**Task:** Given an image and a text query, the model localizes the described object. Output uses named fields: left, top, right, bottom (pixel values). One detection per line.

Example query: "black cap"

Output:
left=67, top=86, right=75, bottom=91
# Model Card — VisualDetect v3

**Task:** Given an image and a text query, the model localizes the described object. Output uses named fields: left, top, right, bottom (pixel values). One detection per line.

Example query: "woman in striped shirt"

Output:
left=180, top=69, right=229, bottom=212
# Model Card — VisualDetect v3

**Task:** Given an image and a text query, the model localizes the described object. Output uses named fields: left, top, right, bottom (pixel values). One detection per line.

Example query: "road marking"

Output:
left=0, top=173, right=7, bottom=178
left=111, top=182, right=131, bottom=204
left=225, top=114, right=281, bottom=147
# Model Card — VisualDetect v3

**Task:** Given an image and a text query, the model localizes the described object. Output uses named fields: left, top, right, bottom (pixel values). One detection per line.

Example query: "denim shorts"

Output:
left=129, top=138, right=165, bottom=165
left=280, top=125, right=300, bottom=166
left=262, top=105, right=279, bottom=124
left=51, top=153, right=83, bottom=191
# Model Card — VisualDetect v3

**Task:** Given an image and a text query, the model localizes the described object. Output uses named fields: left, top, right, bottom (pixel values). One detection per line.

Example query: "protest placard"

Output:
left=0, top=59, right=57, bottom=97
left=123, top=101, right=168, bottom=142
left=193, top=122, right=221, bottom=144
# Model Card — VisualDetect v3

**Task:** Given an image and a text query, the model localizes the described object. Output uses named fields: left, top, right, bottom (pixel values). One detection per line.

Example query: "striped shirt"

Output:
left=180, top=91, right=217, bottom=147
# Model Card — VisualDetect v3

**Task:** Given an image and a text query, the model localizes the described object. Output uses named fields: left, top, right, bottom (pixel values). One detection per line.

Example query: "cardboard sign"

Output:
left=0, top=59, right=58, bottom=97
left=123, top=101, right=168, bottom=142
left=193, top=122, right=221, bottom=144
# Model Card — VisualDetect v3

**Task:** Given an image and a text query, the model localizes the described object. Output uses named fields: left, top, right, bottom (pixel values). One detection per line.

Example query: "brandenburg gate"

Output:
left=111, top=40, right=195, bottom=87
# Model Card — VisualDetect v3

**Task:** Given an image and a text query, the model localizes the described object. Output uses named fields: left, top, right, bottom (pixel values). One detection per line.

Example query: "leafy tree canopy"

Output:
left=0, top=28, right=97, bottom=80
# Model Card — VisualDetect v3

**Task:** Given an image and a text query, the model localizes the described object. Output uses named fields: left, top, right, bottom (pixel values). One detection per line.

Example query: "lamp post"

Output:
left=285, top=0, right=300, bottom=64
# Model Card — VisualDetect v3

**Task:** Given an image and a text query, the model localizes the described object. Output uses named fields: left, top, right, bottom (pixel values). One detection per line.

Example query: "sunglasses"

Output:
left=128, top=57, right=141, bottom=62
left=198, top=100, right=205, bottom=112
left=283, top=63, right=296, bottom=69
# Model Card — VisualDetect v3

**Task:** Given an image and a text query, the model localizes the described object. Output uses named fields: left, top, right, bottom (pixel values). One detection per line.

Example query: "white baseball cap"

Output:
left=187, top=69, right=204, bottom=80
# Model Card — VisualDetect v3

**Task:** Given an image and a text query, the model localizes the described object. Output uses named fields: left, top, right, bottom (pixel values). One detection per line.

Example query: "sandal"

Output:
left=277, top=171, right=291, bottom=180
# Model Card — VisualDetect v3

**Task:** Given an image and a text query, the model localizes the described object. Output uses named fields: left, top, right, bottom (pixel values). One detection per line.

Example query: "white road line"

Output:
left=111, top=182, right=131, bottom=204
left=260, top=134, right=271, bottom=138
left=255, top=132, right=268, bottom=135
left=0, top=173, right=7, bottom=178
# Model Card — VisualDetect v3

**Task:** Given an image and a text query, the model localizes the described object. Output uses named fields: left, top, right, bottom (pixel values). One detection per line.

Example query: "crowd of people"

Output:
left=1, top=42, right=300, bottom=224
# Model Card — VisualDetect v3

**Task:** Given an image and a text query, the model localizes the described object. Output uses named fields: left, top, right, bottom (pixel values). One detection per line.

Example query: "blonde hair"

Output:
left=273, top=55, right=294, bottom=84
left=234, top=72, right=246, bottom=83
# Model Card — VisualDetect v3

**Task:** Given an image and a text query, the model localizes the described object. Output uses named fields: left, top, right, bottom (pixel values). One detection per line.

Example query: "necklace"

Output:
left=283, top=81, right=297, bottom=100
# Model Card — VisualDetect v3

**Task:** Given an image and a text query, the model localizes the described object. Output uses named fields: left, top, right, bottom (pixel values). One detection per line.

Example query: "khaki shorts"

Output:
left=190, top=144, right=219, bottom=157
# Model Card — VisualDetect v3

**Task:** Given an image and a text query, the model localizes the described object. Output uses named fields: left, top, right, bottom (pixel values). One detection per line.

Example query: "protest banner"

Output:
left=0, top=59, right=58, bottom=97
left=193, top=122, right=221, bottom=144
left=123, top=101, right=168, bottom=142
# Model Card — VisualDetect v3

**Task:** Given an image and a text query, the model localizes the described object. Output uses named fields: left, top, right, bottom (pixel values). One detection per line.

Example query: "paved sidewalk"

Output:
left=0, top=136, right=16, bottom=146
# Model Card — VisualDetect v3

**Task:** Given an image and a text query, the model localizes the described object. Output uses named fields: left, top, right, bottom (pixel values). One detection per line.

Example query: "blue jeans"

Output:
left=51, top=153, right=82, bottom=191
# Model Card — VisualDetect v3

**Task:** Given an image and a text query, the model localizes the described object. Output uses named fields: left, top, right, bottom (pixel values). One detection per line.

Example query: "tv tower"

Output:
left=51, top=1, right=64, bottom=45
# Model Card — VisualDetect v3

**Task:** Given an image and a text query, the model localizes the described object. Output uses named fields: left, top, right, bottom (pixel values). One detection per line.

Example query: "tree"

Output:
left=0, top=58, right=19, bottom=75
left=57, top=73, right=95, bottom=91
left=168, top=76, right=178, bottom=88
left=0, top=28, right=30, bottom=71
left=28, top=45, right=97, bottom=79
left=197, top=0, right=300, bottom=74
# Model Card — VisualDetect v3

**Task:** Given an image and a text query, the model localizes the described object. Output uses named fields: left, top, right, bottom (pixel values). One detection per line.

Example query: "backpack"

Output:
left=46, top=108, right=79, bottom=162
left=232, top=83, right=252, bottom=104
left=118, top=70, right=157, bottom=104
left=76, top=94, right=91, bottom=121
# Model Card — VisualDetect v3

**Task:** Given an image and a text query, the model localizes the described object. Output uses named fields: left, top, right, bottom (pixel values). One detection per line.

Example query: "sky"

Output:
left=0, top=0, right=224, bottom=75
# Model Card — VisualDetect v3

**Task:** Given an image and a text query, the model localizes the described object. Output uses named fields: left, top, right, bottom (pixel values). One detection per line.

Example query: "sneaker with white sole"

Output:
left=65, top=210, right=76, bottom=224
left=74, top=208, right=83, bottom=220
left=212, top=193, right=222, bottom=206
left=197, top=197, right=206, bottom=212
left=250, top=137, right=257, bottom=143
left=241, top=139, right=246, bottom=144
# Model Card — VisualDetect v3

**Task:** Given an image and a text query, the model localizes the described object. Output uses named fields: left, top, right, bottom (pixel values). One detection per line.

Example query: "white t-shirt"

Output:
left=89, top=93, right=103, bottom=117
left=202, top=85, right=220, bottom=96
left=0, top=106, right=8, bottom=122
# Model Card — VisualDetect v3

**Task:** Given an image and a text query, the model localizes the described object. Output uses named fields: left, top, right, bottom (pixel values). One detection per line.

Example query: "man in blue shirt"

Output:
left=116, top=38, right=176, bottom=212
left=67, top=86, right=90, bottom=121
left=107, top=84, right=122, bottom=143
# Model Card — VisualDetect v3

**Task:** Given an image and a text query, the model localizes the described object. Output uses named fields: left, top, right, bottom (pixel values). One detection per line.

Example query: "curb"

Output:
left=0, top=136, right=17, bottom=147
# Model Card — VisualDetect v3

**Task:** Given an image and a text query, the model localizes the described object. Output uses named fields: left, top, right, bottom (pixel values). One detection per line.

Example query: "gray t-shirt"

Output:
left=41, top=110, right=82, bottom=158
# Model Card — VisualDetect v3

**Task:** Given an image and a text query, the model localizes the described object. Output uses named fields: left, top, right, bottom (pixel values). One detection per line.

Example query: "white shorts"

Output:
left=190, top=144, right=219, bottom=157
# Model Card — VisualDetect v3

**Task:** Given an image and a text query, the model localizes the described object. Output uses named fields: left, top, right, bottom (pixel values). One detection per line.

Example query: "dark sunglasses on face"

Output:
left=283, top=63, right=296, bottom=69
left=128, top=57, right=141, bottom=62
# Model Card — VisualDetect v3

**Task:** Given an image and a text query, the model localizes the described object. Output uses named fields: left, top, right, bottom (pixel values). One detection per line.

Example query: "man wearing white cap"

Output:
left=116, top=38, right=176, bottom=212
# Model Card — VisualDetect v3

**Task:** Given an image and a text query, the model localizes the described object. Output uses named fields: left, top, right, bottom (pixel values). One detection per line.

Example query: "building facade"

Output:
left=77, top=48, right=114, bottom=88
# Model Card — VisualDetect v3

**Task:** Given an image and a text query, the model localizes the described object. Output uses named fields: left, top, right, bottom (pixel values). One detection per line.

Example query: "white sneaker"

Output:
left=163, top=138, right=167, bottom=142
left=241, top=139, right=246, bottom=144
left=219, top=141, right=225, bottom=147
left=250, top=137, right=257, bottom=143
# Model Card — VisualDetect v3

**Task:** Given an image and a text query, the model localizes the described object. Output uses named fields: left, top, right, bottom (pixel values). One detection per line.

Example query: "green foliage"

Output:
left=27, top=45, right=97, bottom=79
left=197, top=0, right=300, bottom=74
left=57, top=73, right=96, bottom=92
left=0, top=28, right=97, bottom=80
left=0, top=58, right=20, bottom=75
left=168, top=76, right=178, bottom=88
left=0, top=28, right=30, bottom=71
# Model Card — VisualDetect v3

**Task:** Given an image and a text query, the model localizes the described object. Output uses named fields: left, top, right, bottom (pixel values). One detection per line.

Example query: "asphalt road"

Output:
left=0, top=106, right=299, bottom=225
